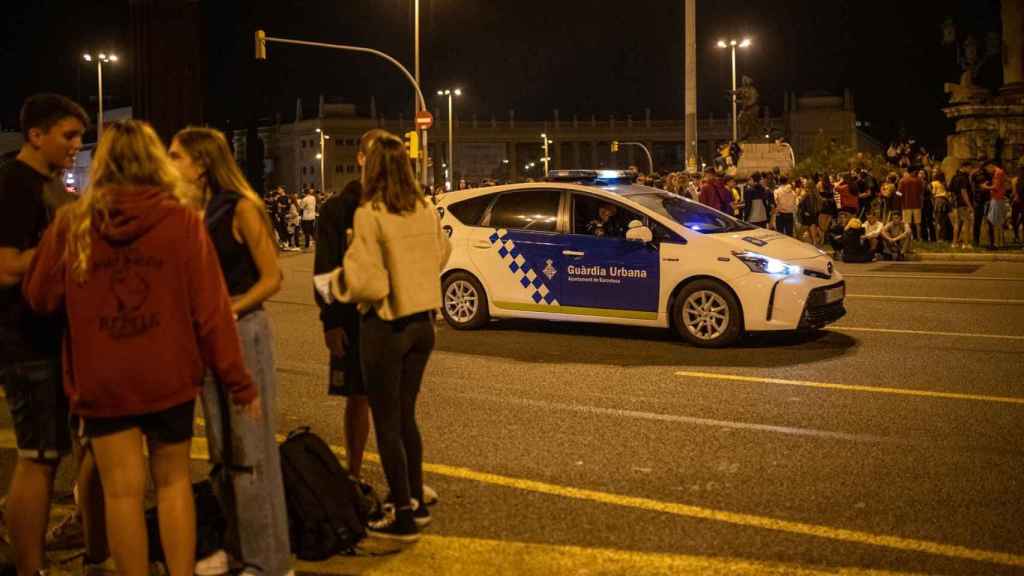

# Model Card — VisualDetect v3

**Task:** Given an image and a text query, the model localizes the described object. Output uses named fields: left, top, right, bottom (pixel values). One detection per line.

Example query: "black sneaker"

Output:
left=366, top=508, right=420, bottom=543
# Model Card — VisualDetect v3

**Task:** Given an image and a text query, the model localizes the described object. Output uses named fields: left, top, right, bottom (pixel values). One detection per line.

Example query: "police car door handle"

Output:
left=473, top=241, right=491, bottom=249
left=562, top=250, right=585, bottom=257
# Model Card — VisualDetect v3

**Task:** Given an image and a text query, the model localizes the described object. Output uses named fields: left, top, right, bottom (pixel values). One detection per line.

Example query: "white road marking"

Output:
left=846, top=294, right=1024, bottom=305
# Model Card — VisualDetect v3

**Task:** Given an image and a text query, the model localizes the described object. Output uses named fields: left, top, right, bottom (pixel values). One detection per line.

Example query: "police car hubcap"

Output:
left=682, top=291, right=729, bottom=340
left=445, top=281, right=478, bottom=323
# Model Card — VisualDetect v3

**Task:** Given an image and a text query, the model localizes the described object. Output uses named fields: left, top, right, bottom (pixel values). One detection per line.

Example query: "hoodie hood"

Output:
left=97, top=186, right=180, bottom=242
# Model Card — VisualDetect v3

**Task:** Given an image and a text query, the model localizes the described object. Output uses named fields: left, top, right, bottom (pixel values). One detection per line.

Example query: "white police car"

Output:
left=436, top=170, right=845, bottom=347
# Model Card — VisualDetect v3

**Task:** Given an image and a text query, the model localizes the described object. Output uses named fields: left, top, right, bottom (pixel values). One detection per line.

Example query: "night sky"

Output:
left=3, top=1, right=1005, bottom=154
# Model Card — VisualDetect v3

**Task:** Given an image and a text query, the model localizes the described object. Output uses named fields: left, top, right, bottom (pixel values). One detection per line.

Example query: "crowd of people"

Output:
left=654, top=160, right=1021, bottom=262
left=1, top=94, right=449, bottom=576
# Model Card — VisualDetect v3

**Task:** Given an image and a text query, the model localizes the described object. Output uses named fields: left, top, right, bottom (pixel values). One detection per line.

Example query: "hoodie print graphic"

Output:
left=96, top=248, right=164, bottom=339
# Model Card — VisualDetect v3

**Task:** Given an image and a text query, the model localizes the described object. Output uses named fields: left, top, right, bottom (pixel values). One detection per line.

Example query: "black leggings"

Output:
left=360, top=311, right=434, bottom=508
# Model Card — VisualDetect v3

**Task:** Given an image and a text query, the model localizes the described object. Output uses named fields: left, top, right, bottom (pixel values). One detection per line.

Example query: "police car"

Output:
left=436, top=170, right=845, bottom=347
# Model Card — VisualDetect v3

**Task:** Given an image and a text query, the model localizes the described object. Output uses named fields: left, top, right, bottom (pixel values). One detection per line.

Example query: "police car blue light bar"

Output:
left=546, top=169, right=638, bottom=184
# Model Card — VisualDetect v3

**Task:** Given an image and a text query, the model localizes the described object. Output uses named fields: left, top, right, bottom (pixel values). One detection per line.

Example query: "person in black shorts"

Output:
left=0, top=94, right=110, bottom=576
left=315, top=129, right=385, bottom=482
left=314, top=129, right=438, bottom=508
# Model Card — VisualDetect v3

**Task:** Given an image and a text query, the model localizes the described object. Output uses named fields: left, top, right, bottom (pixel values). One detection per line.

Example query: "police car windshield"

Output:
left=630, top=193, right=755, bottom=234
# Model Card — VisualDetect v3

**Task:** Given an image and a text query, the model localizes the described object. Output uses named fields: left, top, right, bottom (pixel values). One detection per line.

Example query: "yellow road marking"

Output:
left=298, top=534, right=930, bottom=576
left=674, top=370, right=1024, bottom=406
left=833, top=325, right=1024, bottom=341
left=846, top=294, right=1024, bottom=305
left=842, top=273, right=1024, bottom=282
left=1, top=422, right=1021, bottom=567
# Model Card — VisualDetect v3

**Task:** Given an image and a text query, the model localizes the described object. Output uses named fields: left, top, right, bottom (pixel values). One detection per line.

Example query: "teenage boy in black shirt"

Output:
left=0, top=94, right=108, bottom=575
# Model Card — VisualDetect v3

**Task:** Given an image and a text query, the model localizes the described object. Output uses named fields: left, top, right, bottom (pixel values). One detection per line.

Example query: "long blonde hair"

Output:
left=61, top=120, right=190, bottom=282
left=171, top=127, right=271, bottom=228
left=361, top=132, right=425, bottom=213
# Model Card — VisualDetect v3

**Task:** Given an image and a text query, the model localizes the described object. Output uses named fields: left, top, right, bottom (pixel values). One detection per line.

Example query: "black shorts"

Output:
left=82, top=399, right=196, bottom=446
left=1, top=359, right=71, bottom=461
left=327, top=323, right=365, bottom=397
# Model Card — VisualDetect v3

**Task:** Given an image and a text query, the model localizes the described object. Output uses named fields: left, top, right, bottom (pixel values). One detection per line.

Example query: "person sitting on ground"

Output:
left=841, top=217, right=873, bottom=263
left=827, top=212, right=851, bottom=258
left=586, top=203, right=622, bottom=237
left=882, top=211, right=911, bottom=260
left=862, top=211, right=884, bottom=255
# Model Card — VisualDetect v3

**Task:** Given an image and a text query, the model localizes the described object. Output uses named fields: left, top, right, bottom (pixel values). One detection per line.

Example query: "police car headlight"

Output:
left=732, top=251, right=801, bottom=275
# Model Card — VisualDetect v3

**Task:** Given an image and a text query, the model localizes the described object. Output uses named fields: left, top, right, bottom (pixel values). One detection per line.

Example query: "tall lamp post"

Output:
left=437, top=88, right=461, bottom=190
left=541, top=133, right=553, bottom=176
left=82, top=52, right=119, bottom=141
left=315, top=128, right=330, bottom=194
left=716, top=38, right=751, bottom=142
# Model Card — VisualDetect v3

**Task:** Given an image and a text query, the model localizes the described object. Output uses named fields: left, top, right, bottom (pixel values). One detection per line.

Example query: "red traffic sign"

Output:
left=415, top=110, right=433, bottom=129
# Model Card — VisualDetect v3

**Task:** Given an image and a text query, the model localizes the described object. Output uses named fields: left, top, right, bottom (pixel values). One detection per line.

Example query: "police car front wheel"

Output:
left=442, top=272, right=490, bottom=330
left=672, top=280, right=742, bottom=348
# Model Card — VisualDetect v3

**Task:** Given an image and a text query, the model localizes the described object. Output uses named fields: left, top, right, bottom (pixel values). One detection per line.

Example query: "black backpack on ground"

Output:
left=146, top=480, right=225, bottom=563
left=279, top=427, right=368, bottom=560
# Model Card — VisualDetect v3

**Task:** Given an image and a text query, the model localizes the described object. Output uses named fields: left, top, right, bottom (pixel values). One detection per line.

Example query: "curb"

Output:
left=910, top=252, right=1024, bottom=263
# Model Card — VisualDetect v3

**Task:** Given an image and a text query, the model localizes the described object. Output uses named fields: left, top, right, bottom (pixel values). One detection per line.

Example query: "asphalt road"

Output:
left=3, top=253, right=1023, bottom=575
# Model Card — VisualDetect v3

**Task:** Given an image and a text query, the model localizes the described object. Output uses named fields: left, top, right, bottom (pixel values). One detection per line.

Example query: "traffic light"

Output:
left=403, top=131, right=420, bottom=159
left=255, top=30, right=267, bottom=60
left=611, top=141, right=619, bottom=153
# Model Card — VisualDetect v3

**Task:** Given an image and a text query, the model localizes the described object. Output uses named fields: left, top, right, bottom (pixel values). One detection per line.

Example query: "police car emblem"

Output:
left=543, top=259, right=557, bottom=280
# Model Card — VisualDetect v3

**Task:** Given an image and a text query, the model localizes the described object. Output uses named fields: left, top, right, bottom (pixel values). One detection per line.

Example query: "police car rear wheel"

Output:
left=673, top=280, right=742, bottom=347
left=442, top=273, right=489, bottom=330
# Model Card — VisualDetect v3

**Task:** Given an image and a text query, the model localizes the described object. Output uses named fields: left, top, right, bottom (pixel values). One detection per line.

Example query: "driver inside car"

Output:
left=586, top=203, right=623, bottom=237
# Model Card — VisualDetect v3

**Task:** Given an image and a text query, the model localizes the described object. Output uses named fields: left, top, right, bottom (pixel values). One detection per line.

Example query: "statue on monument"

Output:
left=944, top=32, right=993, bottom=103
left=736, top=75, right=760, bottom=141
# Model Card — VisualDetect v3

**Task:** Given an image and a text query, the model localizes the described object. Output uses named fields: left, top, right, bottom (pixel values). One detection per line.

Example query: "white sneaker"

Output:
left=423, top=484, right=439, bottom=506
left=194, top=549, right=230, bottom=576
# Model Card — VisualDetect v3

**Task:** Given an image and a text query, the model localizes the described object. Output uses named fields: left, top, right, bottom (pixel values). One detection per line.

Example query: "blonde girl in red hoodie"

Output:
left=23, top=120, right=259, bottom=576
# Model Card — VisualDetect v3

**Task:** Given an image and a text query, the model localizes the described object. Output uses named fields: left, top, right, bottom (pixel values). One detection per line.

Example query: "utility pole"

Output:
left=684, top=0, right=697, bottom=173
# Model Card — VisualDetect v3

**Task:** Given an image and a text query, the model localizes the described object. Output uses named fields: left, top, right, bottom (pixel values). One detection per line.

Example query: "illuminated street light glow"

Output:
left=83, top=54, right=92, bottom=61
left=716, top=40, right=727, bottom=48
left=740, top=38, right=752, bottom=48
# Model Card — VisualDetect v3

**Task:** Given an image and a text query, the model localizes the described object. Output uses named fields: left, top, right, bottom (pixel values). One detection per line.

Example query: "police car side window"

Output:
left=571, top=194, right=638, bottom=239
left=448, top=194, right=497, bottom=226
left=487, top=190, right=560, bottom=232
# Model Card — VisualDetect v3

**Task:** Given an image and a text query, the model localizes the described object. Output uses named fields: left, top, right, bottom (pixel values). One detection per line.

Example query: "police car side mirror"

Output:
left=625, top=220, right=654, bottom=243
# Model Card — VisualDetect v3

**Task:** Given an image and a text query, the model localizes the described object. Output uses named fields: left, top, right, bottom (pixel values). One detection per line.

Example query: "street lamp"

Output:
left=315, top=128, right=330, bottom=194
left=83, top=52, right=119, bottom=141
left=541, top=133, right=553, bottom=176
left=716, top=37, right=751, bottom=142
left=437, top=88, right=462, bottom=191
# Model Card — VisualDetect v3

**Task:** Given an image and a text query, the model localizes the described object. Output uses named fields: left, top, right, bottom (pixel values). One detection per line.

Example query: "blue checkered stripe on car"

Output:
left=489, top=229, right=559, bottom=305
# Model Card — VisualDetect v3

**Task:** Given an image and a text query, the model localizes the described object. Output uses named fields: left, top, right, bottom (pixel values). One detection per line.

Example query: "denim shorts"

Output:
left=1, top=359, right=71, bottom=461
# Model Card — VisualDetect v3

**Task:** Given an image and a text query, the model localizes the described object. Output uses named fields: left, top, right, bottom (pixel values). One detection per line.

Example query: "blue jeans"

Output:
left=203, top=310, right=291, bottom=575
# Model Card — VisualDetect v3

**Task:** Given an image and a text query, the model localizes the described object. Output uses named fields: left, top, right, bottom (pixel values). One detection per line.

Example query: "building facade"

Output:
left=234, top=92, right=879, bottom=193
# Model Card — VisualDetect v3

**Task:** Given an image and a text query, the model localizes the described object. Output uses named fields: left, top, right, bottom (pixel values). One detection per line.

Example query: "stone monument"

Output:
left=943, top=0, right=1024, bottom=170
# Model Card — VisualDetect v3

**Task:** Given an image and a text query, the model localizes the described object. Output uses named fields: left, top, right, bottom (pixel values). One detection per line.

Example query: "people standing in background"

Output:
left=898, top=168, right=925, bottom=242
left=930, top=171, right=951, bottom=242
left=817, top=174, right=837, bottom=240
left=300, top=187, right=317, bottom=250
left=772, top=176, right=798, bottom=237
left=981, top=160, right=1008, bottom=249
left=742, top=172, right=773, bottom=228
left=948, top=163, right=974, bottom=249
